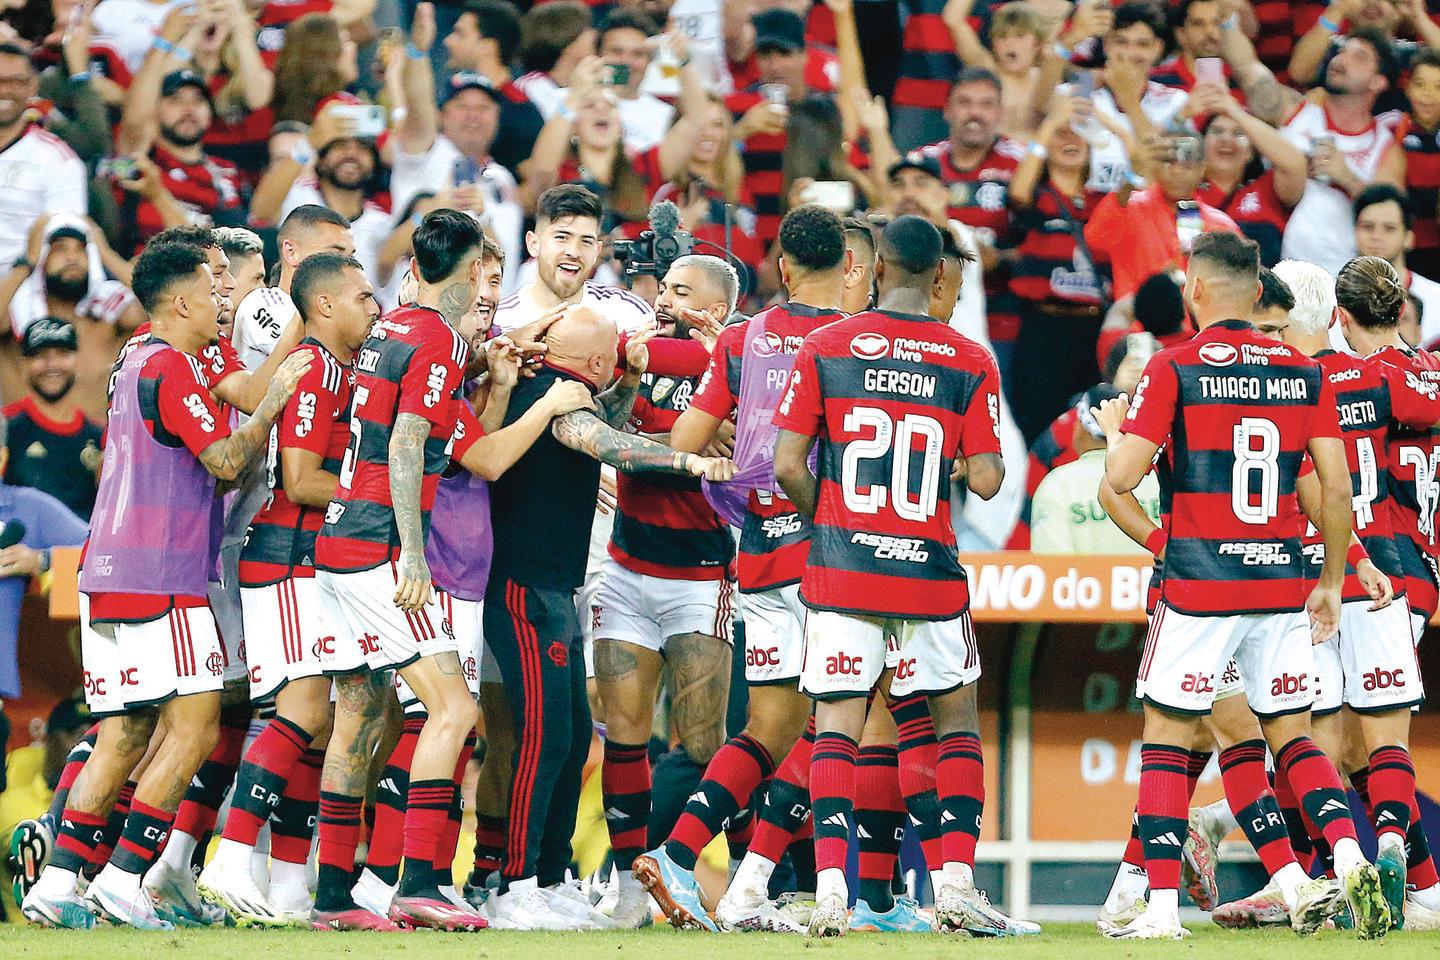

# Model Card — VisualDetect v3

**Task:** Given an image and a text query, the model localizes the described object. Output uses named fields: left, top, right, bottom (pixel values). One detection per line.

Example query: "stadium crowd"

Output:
left=0, top=0, right=1436, bottom=942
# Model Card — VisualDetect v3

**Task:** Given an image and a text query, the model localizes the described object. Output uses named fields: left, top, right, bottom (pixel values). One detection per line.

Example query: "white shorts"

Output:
left=739, top=584, right=807, bottom=684
left=1331, top=599, right=1423, bottom=713
left=81, top=594, right=225, bottom=716
left=592, top=560, right=736, bottom=655
left=579, top=564, right=604, bottom=679
left=1137, top=602, right=1313, bottom=717
left=1412, top=611, right=1429, bottom=647
left=315, top=564, right=456, bottom=672
left=241, top=577, right=326, bottom=701
left=396, top=592, right=485, bottom=709
left=800, top=608, right=981, bottom=699
left=1215, top=659, right=1246, bottom=701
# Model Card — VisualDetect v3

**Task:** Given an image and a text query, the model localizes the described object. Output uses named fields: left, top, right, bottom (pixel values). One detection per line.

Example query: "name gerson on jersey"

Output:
left=773, top=310, right=1001, bottom=620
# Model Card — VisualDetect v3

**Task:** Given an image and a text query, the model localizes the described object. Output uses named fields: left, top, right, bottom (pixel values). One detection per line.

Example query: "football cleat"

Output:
left=21, top=889, right=96, bottom=929
left=545, top=878, right=616, bottom=928
left=1181, top=814, right=1220, bottom=912
left=1341, top=862, right=1391, bottom=939
left=1402, top=894, right=1440, bottom=931
left=144, top=859, right=216, bottom=927
left=1212, top=880, right=1289, bottom=928
left=1376, top=840, right=1407, bottom=930
left=933, top=883, right=1039, bottom=936
left=849, top=896, right=931, bottom=932
left=389, top=895, right=488, bottom=931
left=607, top=879, right=655, bottom=929
left=9, top=816, right=54, bottom=906
left=310, top=906, right=407, bottom=931
left=806, top=893, right=849, bottom=938
left=1290, top=877, right=1343, bottom=935
left=1096, top=894, right=1146, bottom=935
left=85, top=875, right=174, bottom=931
left=1101, top=907, right=1190, bottom=940
left=488, top=878, right=582, bottom=931
left=774, top=891, right=815, bottom=927
left=714, top=891, right=805, bottom=933
left=633, top=847, right=717, bottom=931
left=196, top=859, right=287, bottom=927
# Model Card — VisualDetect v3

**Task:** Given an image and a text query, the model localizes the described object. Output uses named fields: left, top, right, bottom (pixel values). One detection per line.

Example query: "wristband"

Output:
left=1144, top=528, right=1168, bottom=557
left=290, top=139, right=316, bottom=166
left=405, top=41, right=426, bottom=60
left=37, top=549, right=50, bottom=574
left=69, top=69, right=92, bottom=83
left=1318, top=15, right=1340, bottom=33
left=172, top=45, right=193, bottom=63
left=1053, top=41, right=1073, bottom=62
left=1027, top=141, right=1048, bottom=159
left=557, top=101, right=576, bottom=121
left=1347, top=541, right=1369, bottom=568
left=152, top=36, right=174, bottom=54
left=1222, top=12, right=1239, bottom=30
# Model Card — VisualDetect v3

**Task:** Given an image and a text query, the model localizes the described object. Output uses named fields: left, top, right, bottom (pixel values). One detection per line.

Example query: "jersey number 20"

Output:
left=841, top=406, right=945, bottom=522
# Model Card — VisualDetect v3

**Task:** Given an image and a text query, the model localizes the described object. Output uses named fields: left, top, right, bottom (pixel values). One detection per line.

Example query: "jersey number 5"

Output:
left=841, top=406, right=945, bottom=522
left=338, top=385, right=370, bottom=490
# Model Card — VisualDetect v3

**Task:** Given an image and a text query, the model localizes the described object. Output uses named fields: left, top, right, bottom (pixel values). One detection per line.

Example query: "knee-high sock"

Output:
left=170, top=712, right=248, bottom=841
left=1367, top=746, right=1416, bottom=842
left=1276, top=737, right=1357, bottom=852
left=222, top=716, right=314, bottom=847
left=854, top=744, right=903, bottom=911
left=749, top=719, right=815, bottom=864
left=270, top=747, right=323, bottom=865
left=810, top=732, right=859, bottom=880
left=432, top=731, right=476, bottom=888
left=1137, top=743, right=1191, bottom=891
left=1218, top=740, right=1297, bottom=875
left=45, top=725, right=99, bottom=824
left=367, top=716, right=424, bottom=885
left=664, top=733, right=775, bottom=871
left=890, top=696, right=943, bottom=870
left=935, top=732, right=984, bottom=870
left=602, top=740, right=651, bottom=872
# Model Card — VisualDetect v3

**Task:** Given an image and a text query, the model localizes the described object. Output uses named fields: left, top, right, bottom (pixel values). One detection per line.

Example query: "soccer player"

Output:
left=593, top=254, right=740, bottom=927
left=634, top=205, right=852, bottom=931
left=308, top=210, right=488, bottom=932
left=770, top=216, right=1014, bottom=936
left=1098, top=232, right=1388, bottom=940
left=21, top=242, right=309, bottom=929
left=194, top=253, right=380, bottom=925
left=481, top=304, right=735, bottom=929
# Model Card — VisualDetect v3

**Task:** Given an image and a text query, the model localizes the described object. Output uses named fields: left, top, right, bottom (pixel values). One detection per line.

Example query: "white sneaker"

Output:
left=1404, top=894, right=1440, bottom=931
left=267, top=879, right=313, bottom=926
left=86, top=869, right=173, bottom=931
left=1101, top=906, right=1190, bottom=940
left=715, top=889, right=805, bottom=933
left=1290, top=877, right=1343, bottom=935
left=593, top=867, right=620, bottom=917
left=545, top=879, right=616, bottom=929
left=489, top=878, right=582, bottom=931
left=196, top=856, right=286, bottom=927
left=143, top=859, right=214, bottom=926
left=1096, top=893, right=1146, bottom=934
left=608, top=878, right=655, bottom=928
left=933, top=882, right=1040, bottom=936
left=806, top=893, right=849, bottom=938
left=349, top=868, right=398, bottom=919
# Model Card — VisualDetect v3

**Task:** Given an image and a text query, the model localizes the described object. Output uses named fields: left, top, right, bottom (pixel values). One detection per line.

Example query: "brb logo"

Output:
left=826, top=653, right=864, bottom=677
left=1271, top=673, right=1309, bottom=697
left=1363, top=668, right=1406, bottom=691
left=746, top=646, right=780, bottom=668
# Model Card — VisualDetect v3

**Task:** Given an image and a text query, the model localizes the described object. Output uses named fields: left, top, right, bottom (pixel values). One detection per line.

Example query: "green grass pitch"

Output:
left=3, top=923, right=1440, bottom=959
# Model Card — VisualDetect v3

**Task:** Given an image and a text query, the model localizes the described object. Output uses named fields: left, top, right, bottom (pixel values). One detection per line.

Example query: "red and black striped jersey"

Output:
left=315, top=305, right=469, bottom=573
left=610, top=371, right=734, bottom=580
left=692, top=302, right=846, bottom=592
left=112, top=323, right=244, bottom=404
left=1252, top=1, right=1328, bottom=78
left=1007, top=185, right=1109, bottom=307
left=1368, top=346, right=1440, bottom=616
left=1195, top=170, right=1292, bottom=268
left=1122, top=319, right=1340, bottom=616
left=774, top=310, right=1002, bottom=620
left=1400, top=115, right=1440, bottom=277
left=239, top=341, right=352, bottom=587
left=894, top=0, right=959, bottom=114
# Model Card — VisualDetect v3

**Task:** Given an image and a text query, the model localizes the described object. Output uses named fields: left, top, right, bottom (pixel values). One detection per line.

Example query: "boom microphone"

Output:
left=648, top=199, right=682, bottom=240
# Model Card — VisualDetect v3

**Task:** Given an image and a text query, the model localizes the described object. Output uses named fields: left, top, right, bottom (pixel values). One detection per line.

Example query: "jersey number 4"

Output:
left=841, top=406, right=945, bottom=522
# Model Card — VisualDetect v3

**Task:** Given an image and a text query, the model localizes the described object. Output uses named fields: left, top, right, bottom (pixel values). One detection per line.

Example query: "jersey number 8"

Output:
left=1232, top=417, right=1280, bottom=525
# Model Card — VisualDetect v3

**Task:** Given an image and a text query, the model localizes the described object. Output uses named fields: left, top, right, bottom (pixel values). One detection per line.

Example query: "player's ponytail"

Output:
left=1336, top=256, right=1407, bottom=329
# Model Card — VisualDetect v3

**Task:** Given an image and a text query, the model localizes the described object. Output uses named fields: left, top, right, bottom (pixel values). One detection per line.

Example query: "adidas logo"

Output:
left=688, top=791, right=709, bottom=807
left=1319, top=799, right=1348, bottom=816
left=820, top=813, right=848, bottom=829
left=378, top=778, right=398, bottom=795
left=856, top=825, right=872, bottom=839
left=1377, top=810, right=1399, bottom=823
left=940, top=810, right=957, bottom=823
left=190, top=775, right=204, bottom=788
left=1148, top=832, right=1182, bottom=847
left=909, top=814, right=923, bottom=827
left=604, top=807, right=629, bottom=821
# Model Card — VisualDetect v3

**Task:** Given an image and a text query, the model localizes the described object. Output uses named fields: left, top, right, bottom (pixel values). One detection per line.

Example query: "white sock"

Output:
left=270, top=858, right=310, bottom=893
left=929, top=869, right=946, bottom=896
left=1332, top=837, right=1366, bottom=876
left=1104, top=862, right=1149, bottom=912
left=1202, top=798, right=1239, bottom=841
left=211, top=837, right=252, bottom=868
left=941, top=862, right=975, bottom=890
left=1411, top=883, right=1440, bottom=910
left=1147, top=888, right=1179, bottom=922
left=31, top=865, right=80, bottom=899
left=95, top=862, right=142, bottom=896
left=1378, top=831, right=1405, bottom=856
left=815, top=867, right=847, bottom=903
left=729, top=853, right=776, bottom=903
left=159, top=830, right=199, bottom=874
left=1273, top=862, right=1310, bottom=911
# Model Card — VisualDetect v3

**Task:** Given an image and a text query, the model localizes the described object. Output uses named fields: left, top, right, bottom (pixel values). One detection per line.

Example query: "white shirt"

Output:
left=640, top=0, right=730, bottom=98
left=1063, top=79, right=1189, bottom=193
left=493, top=279, right=654, bottom=335
left=1411, top=270, right=1440, bottom=346
left=232, top=286, right=298, bottom=374
left=92, top=0, right=186, bottom=70
left=0, top=128, right=87, bottom=268
left=279, top=179, right=394, bottom=294
left=617, top=94, right=676, bottom=153
left=514, top=71, right=565, bottom=121
left=389, top=135, right=523, bottom=296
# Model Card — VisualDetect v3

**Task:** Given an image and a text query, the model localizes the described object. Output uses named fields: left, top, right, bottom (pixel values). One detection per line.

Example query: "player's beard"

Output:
left=44, top=270, right=89, bottom=303
left=656, top=307, right=692, bottom=340
left=542, top=256, right=588, bottom=300
left=160, top=121, right=205, bottom=148
left=319, top=158, right=371, bottom=191
left=31, top=371, right=75, bottom=403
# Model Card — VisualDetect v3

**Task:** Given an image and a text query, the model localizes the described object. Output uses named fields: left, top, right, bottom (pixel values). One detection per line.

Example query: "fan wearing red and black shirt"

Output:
left=593, top=255, right=739, bottom=926
left=24, top=243, right=308, bottom=931
left=309, top=210, right=486, bottom=932
left=1100, top=232, right=1386, bottom=940
left=195, top=254, right=379, bottom=924
left=772, top=215, right=1013, bottom=936
left=633, top=205, right=849, bottom=932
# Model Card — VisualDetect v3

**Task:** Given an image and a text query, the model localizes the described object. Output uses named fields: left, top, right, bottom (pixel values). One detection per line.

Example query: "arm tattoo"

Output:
left=1241, top=72, right=1297, bottom=127
left=324, top=672, right=392, bottom=795
left=198, top=379, right=290, bottom=481
left=551, top=410, right=691, bottom=475
left=436, top=282, right=474, bottom=326
left=389, top=413, right=430, bottom=554
left=666, top=632, right=730, bottom=763
left=594, top=375, right=640, bottom=429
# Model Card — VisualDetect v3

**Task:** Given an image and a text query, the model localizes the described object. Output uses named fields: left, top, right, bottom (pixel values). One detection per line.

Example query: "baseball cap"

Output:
left=752, top=9, right=806, bottom=53
left=23, top=317, right=78, bottom=356
left=1076, top=383, right=1123, bottom=440
left=888, top=151, right=942, bottom=182
left=443, top=71, right=504, bottom=107
left=161, top=69, right=214, bottom=107
left=46, top=223, right=88, bottom=245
